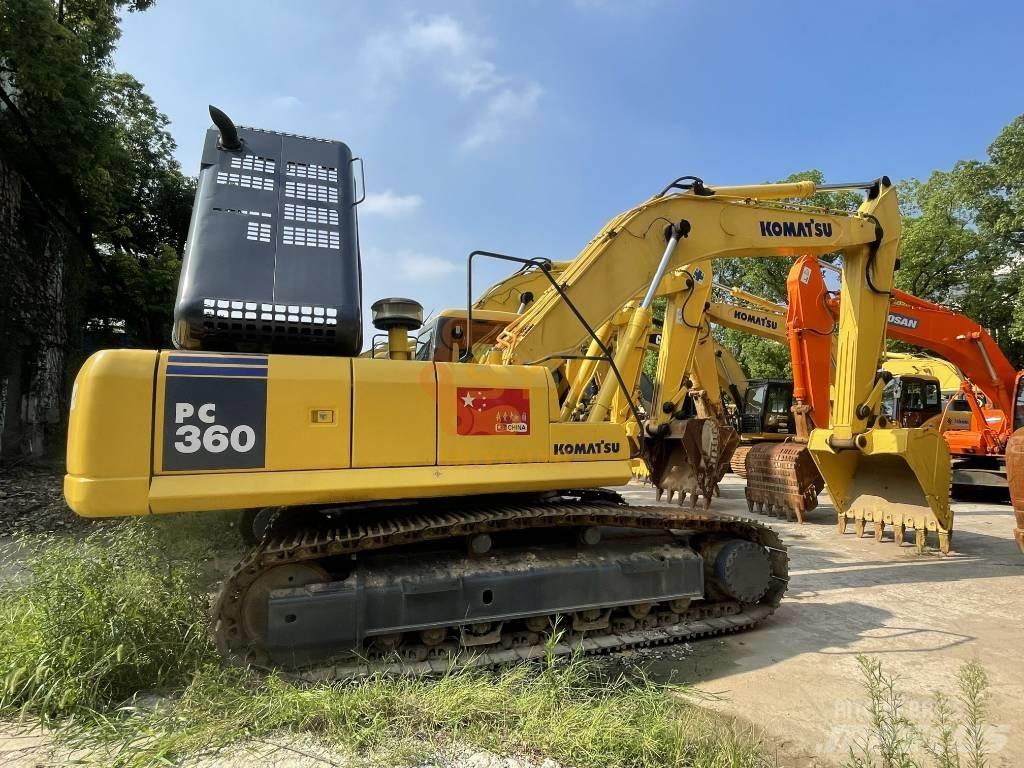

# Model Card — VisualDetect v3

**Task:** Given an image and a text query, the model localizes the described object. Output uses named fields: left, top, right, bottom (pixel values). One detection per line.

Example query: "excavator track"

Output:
left=213, top=495, right=788, bottom=680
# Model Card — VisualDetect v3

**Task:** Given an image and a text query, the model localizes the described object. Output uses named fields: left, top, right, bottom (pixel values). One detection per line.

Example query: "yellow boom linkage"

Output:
left=487, top=177, right=949, bottom=533
left=805, top=191, right=953, bottom=550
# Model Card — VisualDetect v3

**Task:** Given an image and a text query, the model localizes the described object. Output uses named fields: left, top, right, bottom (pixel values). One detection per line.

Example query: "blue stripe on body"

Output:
left=166, top=365, right=267, bottom=377
left=168, top=354, right=269, bottom=366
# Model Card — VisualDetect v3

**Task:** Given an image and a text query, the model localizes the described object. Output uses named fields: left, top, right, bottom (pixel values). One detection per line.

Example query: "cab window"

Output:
left=765, top=385, right=791, bottom=415
left=414, top=320, right=436, bottom=361
left=744, top=385, right=766, bottom=416
left=902, top=380, right=940, bottom=411
left=881, top=380, right=896, bottom=417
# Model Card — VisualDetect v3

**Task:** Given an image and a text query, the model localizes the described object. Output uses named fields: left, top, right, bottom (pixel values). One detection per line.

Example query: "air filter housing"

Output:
left=173, top=110, right=362, bottom=356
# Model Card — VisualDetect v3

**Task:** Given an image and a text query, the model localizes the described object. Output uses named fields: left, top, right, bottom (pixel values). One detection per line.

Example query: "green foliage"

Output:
left=0, top=0, right=192, bottom=350
left=719, top=328, right=790, bottom=380
left=0, top=522, right=217, bottom=717
left=845, top=655, right=993, bottom=768
left=896, top=118, right=1024, bottom=367
left=0, top=517, right=770, bottom=767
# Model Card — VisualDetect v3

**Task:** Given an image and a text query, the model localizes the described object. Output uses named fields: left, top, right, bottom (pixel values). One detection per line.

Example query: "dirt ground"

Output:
left=618, top=477, right=1024, bottom=767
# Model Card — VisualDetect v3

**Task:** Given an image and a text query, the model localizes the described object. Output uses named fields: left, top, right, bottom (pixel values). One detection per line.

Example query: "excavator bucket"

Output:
left=730, top=445, right=751, bottom=478
left=744, top=443, right=824, bottom=523
left=630, top=457, right=652, bottom=483
left=808, top=427, right=953, bottom=553
left=644, top=418, right=738, bottom=509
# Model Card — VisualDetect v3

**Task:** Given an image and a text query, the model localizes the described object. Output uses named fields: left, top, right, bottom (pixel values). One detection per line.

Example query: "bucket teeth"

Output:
left=646, top=418, right=738, bottom=511
left=810, top=426, right=953, bottom=554
left=742, top=443, right=823, bottom=525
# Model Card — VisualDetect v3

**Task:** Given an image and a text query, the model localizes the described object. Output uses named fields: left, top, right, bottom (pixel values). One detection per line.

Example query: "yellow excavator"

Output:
left=705, top=260, right=956, bottom=549
left=64, top=108, right=944, bottom=673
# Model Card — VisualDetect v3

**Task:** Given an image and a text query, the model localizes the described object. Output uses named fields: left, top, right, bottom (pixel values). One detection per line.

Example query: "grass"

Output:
left=845, top=655, right=993, bottom=768
left=66, top=658, right=772, bottom=768
left=0, top=515, right=772, bottom=767
left=0, top=521, right=219, bottom=717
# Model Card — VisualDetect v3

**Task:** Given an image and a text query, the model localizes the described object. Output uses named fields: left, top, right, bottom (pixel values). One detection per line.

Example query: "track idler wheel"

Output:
left=702, top=539, right=772, bottom=604
left=238, top=563, right=330, bottom=663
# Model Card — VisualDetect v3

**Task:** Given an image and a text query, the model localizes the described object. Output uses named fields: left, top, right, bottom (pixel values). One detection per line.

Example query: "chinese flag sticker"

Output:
left=456, top=387, right=531, bottom=436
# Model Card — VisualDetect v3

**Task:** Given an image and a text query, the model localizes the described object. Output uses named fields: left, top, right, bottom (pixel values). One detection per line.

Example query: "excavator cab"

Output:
left=413, top=310, right=513, bottom=362
left=880, top=375, right=943, bottom=428
left=740, top=379, right=794, bottom=437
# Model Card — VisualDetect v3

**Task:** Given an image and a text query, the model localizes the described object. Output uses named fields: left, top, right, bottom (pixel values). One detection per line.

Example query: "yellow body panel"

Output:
left=436, top=362, right=551, bottom=466
left=65, top=349, right=156, bottom=517
left=266, top=356, right=351, bottom=470
left=352, top=358, right=435, bottom=468
left=65, top=350, right=629, bottom=518
left=146, top=460, right=630, bottom=514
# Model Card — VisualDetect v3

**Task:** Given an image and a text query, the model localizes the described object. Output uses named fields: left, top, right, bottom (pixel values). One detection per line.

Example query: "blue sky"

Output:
left=115, top=1, right=1023, bottom=337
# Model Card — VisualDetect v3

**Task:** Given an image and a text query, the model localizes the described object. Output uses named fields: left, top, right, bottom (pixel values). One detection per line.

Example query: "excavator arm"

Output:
left=486, top=177, right=951, bottom=540
left=473, top=261, right=572, bottom=314
left=706, top=300, right=788, bottom=344
left=489, top=179, right=865, bottom=368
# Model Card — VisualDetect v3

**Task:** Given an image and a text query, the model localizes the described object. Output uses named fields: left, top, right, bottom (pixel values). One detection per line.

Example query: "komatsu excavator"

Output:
left=64, top=108, right=941, bottom=672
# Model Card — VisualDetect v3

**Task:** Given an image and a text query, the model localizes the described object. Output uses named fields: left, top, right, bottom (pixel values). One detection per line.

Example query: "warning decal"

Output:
left=456, top=387, right=530, bottom=436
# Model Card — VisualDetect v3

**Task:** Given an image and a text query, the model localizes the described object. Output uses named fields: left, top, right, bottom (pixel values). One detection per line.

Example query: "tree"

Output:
left=896, top=124, right=1024, bottom=367
left=0, top=0, right=190, bottom=456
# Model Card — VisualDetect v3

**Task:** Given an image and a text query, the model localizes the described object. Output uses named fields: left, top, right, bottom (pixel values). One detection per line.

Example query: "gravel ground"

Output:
left=619, top=477, right=1024, bottom=768
left=0, top=463, right=90, bottom=537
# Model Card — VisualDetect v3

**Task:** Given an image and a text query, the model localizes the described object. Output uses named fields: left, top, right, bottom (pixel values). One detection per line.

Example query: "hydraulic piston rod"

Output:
left=589, top=226, right=686, bottom=423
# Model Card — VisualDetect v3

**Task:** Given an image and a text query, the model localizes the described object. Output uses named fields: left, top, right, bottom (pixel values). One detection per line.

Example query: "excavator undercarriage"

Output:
left=214, top=491, right=786, bottom=676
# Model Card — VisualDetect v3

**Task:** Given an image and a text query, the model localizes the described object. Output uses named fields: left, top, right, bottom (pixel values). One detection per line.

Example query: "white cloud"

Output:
left=361, top=15, right=540, bottom=148
left=269, top=95, right=301, bottom=110
left=400, top=252, right=460, bottom=279
left=462, top=84, right=544, bottom=151
left=366, top=247, right=459, bottom=280
left=361, top=190, right=424, bottom=218
left=365, top=15, right=496, bottom=97
left=404, top=15, right=469, bottom=56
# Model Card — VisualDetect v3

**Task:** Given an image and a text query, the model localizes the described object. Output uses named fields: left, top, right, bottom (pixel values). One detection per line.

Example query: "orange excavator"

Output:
left=749, top=254, right=1024, bottom=551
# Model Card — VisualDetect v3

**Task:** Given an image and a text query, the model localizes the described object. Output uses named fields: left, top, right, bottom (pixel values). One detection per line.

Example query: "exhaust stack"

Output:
left=209, top=105, right=242, bottom=150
